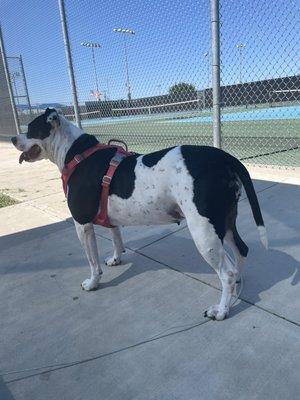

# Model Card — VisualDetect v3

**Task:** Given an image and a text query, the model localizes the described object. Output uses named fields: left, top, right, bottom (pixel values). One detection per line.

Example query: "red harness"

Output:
left=61, top=141, right=132, bottom=228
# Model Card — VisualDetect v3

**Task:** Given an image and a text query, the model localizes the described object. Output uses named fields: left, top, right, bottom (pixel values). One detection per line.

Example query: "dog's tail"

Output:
left=229, top=156, right=268, bottom=249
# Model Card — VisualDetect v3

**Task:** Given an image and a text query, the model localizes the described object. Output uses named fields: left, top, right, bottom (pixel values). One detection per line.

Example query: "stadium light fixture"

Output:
left=236, top=43, right=246, bottom=84
left=113, top=28, right=135, bottom=101
left=81, top=41, right=101, bottom=100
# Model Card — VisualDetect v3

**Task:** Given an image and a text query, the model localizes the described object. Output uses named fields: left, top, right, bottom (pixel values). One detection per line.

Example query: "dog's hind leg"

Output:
left=185, top=214, right=238, bottom=320
left=74, top=221, right=102, bottom=291
left=225, top=226, right=248, bottom=283
left=105, top=227, right=125, bottom=266
left=224, top=206, right=248, bottom=283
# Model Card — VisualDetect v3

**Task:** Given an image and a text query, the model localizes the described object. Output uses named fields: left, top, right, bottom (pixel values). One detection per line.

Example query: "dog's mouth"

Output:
left=19, top=144, right=42, bottom=164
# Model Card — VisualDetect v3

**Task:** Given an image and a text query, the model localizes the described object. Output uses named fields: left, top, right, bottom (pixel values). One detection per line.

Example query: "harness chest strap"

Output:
left=94, top=151, right=128, bottom=227
left=61, top=144, right=130, bottom=228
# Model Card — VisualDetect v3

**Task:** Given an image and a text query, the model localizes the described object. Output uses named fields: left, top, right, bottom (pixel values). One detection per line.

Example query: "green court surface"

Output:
left=83, top=117, right=300, bottom=167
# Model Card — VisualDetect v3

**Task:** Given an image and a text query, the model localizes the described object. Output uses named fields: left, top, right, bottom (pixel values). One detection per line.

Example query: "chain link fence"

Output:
left=0, top=0, right=299, bottom=167
left=63, top=0, right=213, bottom=153
left=219, top=0, right=300, bottom=167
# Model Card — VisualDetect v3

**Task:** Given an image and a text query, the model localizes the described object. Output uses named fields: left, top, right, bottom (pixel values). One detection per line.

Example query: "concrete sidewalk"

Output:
left=0, top=142, right=299, bottom=400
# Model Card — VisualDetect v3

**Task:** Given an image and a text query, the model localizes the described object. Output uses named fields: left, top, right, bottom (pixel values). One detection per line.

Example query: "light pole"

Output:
left=203, top=52, right=210, bottom=109
left=10, top=71, right=20, bottom=105
left=203, top=52, right=210, bottom=89
left=19, top=55, right=33, bottom=116
left=0, top=24, right=20, bottom=133
left=236, top=43, right=245, bottom=84
left=113, top=28, right=135, bottom=101
left=6, top=55, right=33, bottom=116
left=81, top=41, right=101, bottom=100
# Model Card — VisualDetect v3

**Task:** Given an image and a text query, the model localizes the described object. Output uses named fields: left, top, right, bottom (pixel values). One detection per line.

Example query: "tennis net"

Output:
left=64, top=98, right=206, bottom=122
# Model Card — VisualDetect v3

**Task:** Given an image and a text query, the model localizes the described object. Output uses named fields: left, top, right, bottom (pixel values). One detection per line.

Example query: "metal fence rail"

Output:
left=0, top=0, right=299, bottom=167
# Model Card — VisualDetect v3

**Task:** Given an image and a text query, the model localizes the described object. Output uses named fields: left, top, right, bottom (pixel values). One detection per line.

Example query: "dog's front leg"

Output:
left=105, top=227, right=125, bottom=266
left=74, top=221, right=102, bottom=290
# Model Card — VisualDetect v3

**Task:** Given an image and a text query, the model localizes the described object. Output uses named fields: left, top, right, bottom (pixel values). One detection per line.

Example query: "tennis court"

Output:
left=79, top=104, right=300, bottom=167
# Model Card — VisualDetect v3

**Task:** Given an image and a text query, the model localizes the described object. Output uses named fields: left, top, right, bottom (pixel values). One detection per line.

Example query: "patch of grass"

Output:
left=0, top=193, right=19, bottom=208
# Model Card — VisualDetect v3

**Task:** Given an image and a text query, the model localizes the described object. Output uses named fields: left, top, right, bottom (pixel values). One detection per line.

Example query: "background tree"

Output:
left=169, top=82, right=197, bottom=98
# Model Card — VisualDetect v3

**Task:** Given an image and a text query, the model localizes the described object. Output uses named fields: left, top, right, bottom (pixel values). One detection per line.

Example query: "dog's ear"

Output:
left=45, top=108, right=60, bottom=129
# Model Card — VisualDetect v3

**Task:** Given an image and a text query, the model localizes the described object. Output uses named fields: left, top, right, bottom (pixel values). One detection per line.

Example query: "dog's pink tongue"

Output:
left=19, top=152, right=29, bottom=164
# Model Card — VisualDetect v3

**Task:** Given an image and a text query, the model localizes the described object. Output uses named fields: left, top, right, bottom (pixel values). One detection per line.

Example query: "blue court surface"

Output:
left=81, top=105, right=300, bottom=127
left=174, top=105, right=300, bottom=123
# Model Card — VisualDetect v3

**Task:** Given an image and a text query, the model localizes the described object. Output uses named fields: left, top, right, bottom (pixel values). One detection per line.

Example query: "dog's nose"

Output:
left=11, top=137, right=17, bottom=146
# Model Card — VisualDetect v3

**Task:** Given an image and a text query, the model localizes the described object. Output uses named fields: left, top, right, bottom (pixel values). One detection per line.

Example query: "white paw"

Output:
left=204, top=304, right=229, bottom=321
left=105, top=256, right=121, bottom=266
left=81, top=276, right=100, bottom=291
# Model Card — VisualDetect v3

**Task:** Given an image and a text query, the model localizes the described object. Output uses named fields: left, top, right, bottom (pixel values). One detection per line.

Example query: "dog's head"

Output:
left=11, top=108, right=60, bottom=164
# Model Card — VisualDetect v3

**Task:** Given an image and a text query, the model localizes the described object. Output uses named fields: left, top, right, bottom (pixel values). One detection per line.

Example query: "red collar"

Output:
left=61, top=142, right=132, bottom=228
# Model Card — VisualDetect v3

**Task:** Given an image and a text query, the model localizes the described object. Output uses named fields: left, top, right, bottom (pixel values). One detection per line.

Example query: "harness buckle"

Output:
left=74, top=154, right=83, bottom=163
left=110, top=152, right=126, bottom=167
left=102, top=175, right=112, bottom=186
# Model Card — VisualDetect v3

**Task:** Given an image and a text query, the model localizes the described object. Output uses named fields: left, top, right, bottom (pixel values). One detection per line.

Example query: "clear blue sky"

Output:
left=1, top=0, right=298, bottom=105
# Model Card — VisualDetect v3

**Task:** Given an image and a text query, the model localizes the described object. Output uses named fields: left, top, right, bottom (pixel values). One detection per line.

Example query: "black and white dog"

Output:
left=11, top=108, right=267, bottom=320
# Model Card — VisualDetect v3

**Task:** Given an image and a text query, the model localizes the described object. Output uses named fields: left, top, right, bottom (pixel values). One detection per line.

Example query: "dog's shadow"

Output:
left=1, top=214, right=299, bottom=320
left=100, top=231, right=300, bottom=318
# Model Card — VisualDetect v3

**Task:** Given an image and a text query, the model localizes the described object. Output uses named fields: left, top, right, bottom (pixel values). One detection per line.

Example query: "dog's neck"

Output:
left=45, top=116, right=83, bottom=172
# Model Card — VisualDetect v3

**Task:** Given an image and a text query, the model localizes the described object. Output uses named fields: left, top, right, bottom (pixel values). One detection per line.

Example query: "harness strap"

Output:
left=61, top=143, right=113, bottom=196
left=94, top=151, right=128, bottom=228
left=61, top=143, right=132, bottom=228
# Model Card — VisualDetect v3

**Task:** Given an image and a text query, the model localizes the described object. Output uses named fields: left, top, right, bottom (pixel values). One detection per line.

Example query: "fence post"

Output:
left=0, top=25, right=21, bottom=134
left=58, top=0, right=82, bottom=129
left=210, top=0, right=221, bottom=148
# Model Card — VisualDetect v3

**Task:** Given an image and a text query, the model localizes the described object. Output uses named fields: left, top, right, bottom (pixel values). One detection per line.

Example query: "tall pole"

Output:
left=237, top=43, right=245, bottom=84
left=113, top=28, right=135, bottom=101
left=10, top=73, right=19, bottom=105
left=210, top=0, right=221, bottom=148
left=58, top=0, right=82, bottom=129
left=106, top=78, right=110, bottom=100
left=91, top=47, right=99, bottom=92
left=19, top=55, right=33, bottom=117
left=204, top=52, right=210, bottom=89
left=81, top=42, right=101, bottom=101
left=203, top=52, right=210, bottom=110
left=0, top=25, right=21, bottom=134
left=123, top=35, right=131, bottom=101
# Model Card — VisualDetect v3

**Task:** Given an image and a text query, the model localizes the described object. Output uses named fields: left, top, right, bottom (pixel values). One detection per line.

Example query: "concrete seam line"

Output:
left=135, top=251, right=300, bottom=328
left=2, top=319, right=212, bottom=383
left=239, top=181, right=280, bottom=203
left=236, top=298, right=300, bottom=328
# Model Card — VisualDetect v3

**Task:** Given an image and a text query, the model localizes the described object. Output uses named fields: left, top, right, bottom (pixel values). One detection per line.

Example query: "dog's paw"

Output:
left=105, top=256, right=121, bottom=267
left=204, top=304, right=229, bottom=321
left=81, top=276, right=100, bottom=291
